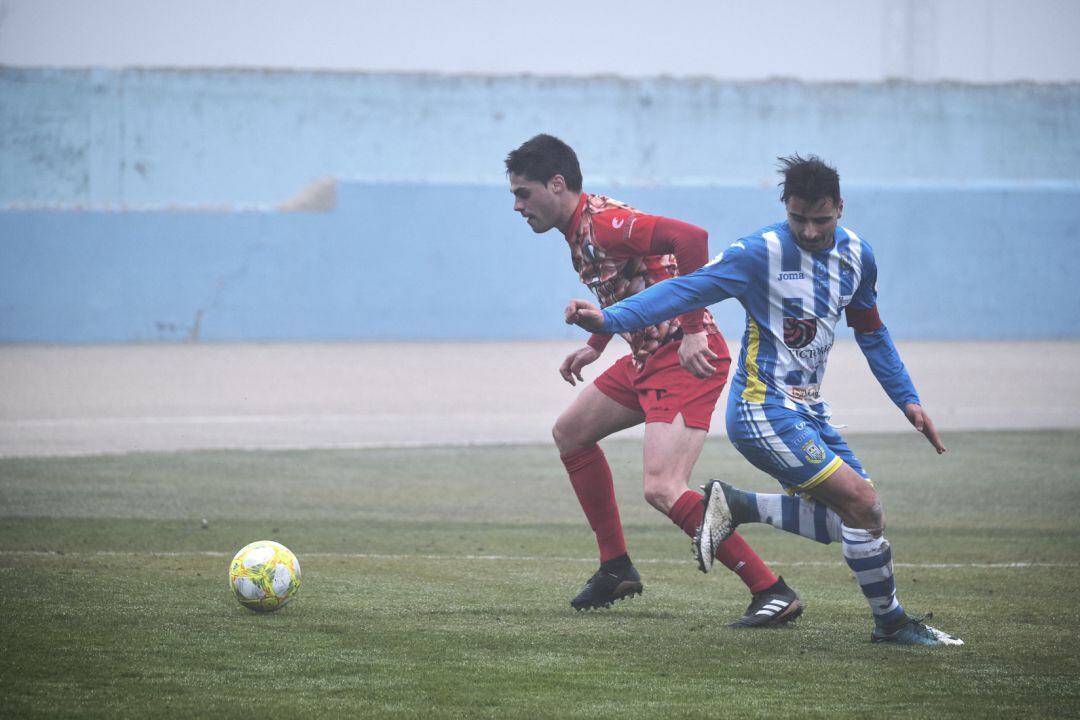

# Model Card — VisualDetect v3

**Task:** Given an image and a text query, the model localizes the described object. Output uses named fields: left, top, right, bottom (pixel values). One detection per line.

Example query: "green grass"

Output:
left=2, top=430, right=1079, bottom=718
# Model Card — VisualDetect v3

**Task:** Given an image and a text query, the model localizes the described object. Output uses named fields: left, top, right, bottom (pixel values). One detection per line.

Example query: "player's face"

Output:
left=509, top=173, right=565, bottom=234
left=786, top=196, right=843, bottom=252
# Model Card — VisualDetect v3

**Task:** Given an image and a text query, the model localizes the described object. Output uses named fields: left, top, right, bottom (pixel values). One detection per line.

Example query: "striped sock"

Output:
left=728, top=489, right=842, bottom=544
left=841, top=525, right=907, bottom=628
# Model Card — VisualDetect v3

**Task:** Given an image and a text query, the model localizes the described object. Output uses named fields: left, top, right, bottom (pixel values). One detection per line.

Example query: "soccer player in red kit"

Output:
left=505, top=134, right=801, bottom=626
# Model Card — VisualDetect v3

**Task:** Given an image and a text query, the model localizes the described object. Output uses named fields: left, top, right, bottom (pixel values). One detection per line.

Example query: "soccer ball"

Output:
left=228, top=540, right=301, bottom=612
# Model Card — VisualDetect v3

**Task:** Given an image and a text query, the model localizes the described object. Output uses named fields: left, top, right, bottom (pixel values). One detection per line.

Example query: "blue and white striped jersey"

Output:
left=602, top=221, right=912, bottom=421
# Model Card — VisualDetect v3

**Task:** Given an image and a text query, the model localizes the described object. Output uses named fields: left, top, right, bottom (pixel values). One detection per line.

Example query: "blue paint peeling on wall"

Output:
left=3, top=68, right=1079, bottom=206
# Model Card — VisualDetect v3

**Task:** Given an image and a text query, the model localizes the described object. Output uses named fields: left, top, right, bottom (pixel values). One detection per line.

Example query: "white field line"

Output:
left=0, top=549, right=1075, bottom=569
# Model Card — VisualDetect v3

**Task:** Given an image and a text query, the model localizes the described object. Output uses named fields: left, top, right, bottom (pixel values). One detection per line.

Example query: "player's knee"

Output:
left=642, top=472, right=682, bottom=514
left=847, top=489, right=885, bottom=534
left=642, top=484, right=667, bottom=512
left=551, top=421, right=571, bottom=453
left=552, top=417, right=586, bottom=454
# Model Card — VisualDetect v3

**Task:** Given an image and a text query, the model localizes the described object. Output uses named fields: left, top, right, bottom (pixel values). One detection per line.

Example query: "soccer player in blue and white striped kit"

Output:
left=564, top=155, right=963, bottom=646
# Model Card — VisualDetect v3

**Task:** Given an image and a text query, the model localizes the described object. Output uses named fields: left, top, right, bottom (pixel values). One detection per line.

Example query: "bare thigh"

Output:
left=552, top=384, right=645, bottom=454
left=641, top=415, right=708, bottom=514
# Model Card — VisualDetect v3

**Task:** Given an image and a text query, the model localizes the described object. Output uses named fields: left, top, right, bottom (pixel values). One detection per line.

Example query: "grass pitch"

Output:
left=2, top=430, right=1079, bottom=718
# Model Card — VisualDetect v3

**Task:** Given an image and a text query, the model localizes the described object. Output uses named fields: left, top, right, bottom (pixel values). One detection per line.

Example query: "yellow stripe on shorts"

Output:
left=787, top=455, right=844, bottom=495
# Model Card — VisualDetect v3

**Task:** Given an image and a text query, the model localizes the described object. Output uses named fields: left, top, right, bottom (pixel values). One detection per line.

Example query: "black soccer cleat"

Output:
left=570, top=563, right=643, bottom=610
left=871, top=612, right=964, bottom=646
left=728, top=576, right=804, bottom=628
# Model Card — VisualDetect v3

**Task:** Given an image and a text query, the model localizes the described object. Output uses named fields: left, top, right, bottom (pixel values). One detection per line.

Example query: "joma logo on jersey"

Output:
left=777, top=272, right=805, bottom=281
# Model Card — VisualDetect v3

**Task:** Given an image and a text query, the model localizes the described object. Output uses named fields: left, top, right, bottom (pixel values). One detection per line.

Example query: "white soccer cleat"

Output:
left=694, top=480, right=737, bottom=573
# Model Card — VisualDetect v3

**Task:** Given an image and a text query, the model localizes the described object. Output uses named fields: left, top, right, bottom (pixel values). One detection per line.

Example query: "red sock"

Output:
left=561, top=444, right=627, bottom=563
left=668, top=490, right=778, bottom=593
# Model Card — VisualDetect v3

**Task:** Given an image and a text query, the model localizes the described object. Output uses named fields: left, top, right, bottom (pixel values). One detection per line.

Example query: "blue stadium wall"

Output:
left=2, top=68, right=1078, bottom=342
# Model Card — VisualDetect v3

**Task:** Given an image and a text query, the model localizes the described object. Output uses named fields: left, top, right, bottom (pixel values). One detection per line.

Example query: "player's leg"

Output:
left=635, top=337, right=801, bottom=626
left=701, top=479, right=843, bottom=546
left=804, top=461, right=961, bottom=645
left=643, top=416, right=802, bottom=627
left=802, top=461, right=905, bottom=623
left=643, top=417, right=778, bottom=587
left=553, top=357, right=646, bottom=610
left=708, top=407, right=961, bottom=644
left=696, top=402, right=846, bottom=558
left=721, top=423, right=907, bottom=630
left=553, top=376, right=644, bottom=564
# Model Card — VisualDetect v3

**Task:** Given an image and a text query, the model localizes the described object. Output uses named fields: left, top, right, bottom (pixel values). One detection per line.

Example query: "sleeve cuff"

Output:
left=587, top=333, right=613, bottom=352
left=678, top=309, right=706, bottom=334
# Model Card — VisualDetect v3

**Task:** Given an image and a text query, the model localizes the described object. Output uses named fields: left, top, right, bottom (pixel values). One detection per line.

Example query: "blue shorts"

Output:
left=725, top=400, right=870, bottom=494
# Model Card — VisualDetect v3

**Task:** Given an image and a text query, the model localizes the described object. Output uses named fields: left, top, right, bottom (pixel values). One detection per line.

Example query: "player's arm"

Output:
left=586, top=332, right=612, bottom=354
left=847, top=249, right=945, bottom=453
left=648, top=217, right=710, bottom=334
left=568, top=249, right=747, bottom=335
left=848, top=306, right=919, bottom=410
left=566, top=236, right=755, bottom=334
left=559, top=344, right=602, bottom=386
left=565, top=278, right=714, bottom=334
left=650, top=218, right=716, bottom=377
left=603, top=237, right=753, bottom=334
left=606, top=272, right=724, bottom=333
left=848, top=313, right=945, bottom=454
left=591, top=211, right=711, bottom=332
left=557, top=332, right=611, bottom=387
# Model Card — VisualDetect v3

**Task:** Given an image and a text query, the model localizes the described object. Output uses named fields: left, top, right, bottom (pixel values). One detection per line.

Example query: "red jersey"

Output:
left=562, top=193, right=719, bottom=368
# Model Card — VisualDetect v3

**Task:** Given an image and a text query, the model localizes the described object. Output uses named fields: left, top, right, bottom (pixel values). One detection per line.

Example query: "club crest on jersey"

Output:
left=784, top=317, right=818, bottom=349
left=802, top=440, right=826, bottom=465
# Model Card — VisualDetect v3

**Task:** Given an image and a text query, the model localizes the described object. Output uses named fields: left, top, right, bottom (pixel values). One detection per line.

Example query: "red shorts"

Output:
left=593, top=333, right=731, bottom=431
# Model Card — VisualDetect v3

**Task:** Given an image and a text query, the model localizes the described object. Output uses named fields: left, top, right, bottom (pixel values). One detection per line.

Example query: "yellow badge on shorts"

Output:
left=802, top=440, right=826, bottom=465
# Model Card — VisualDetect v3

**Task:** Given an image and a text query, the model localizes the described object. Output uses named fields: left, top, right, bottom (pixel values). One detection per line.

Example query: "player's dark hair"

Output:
left=778, top=154, right=840, bottom=205
left=505, top=134, right=583, bottom=193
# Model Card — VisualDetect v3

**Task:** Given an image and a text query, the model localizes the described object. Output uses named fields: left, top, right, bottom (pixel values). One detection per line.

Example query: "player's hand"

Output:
left=677, top=331, right=718, bottom=378
left=559, top=346, right=601, bottom=386
left=564, top=299, right=605, bottom=332
left=904, top=403, right=946, bottom=454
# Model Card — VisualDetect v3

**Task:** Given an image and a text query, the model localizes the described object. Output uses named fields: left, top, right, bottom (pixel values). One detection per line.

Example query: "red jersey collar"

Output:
left=560, top=193, right=588, bottom=239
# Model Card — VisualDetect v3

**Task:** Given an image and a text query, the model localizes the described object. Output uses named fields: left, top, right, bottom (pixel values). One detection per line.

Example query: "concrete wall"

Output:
left=1, top=68, right=1078, bottom=342
left=3, top=182, right=1076, bottom=343
left=3, top=68, right=1078, bottom=207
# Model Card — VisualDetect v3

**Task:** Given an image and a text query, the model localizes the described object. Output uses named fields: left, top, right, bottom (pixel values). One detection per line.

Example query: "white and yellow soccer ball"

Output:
left=228, top=540, right=301, bottom=612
